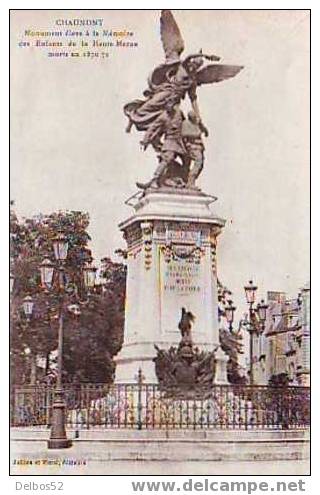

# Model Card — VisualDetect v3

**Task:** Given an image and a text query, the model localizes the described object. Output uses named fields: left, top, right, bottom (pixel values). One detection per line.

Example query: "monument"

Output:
left=114, top=10, right=243, bottom=384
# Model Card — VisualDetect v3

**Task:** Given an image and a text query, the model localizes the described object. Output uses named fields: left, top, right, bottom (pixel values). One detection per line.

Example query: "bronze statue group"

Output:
left=124, top=10, right=243, bottom=191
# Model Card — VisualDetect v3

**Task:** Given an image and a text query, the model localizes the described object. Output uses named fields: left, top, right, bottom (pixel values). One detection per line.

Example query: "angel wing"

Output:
left=196, top=64, right=244, bottom=85
left=160, top=10, right=185, bottom=63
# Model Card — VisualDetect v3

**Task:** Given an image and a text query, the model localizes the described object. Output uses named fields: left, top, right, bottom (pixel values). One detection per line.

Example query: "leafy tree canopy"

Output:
left=10, top=208, right=126, bottom=385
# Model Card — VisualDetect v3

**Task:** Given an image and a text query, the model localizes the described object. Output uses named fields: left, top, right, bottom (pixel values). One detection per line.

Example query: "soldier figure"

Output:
left=178, top=307, right=195, bottom=347
left=182, top=110, right=208, bottom=189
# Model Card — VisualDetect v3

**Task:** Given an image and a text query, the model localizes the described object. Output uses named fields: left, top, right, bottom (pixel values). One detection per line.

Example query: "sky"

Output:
left=10, top=9, right=310, bottom=323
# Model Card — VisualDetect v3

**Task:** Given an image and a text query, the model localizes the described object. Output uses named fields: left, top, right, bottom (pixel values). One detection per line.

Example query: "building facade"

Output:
left=252, top=283, right=310, bottom=386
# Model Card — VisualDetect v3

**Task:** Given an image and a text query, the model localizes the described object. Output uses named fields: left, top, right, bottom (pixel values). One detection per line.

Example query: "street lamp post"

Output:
left=40, top=234, right=72, bottom=449
left=22, top=295, right=36, bottom=385
left=224, top=299, right=236, bottom=332
left=244, top=280, right=257, bottom=386
left=22, top=295, right=34, bottom=321
left=39, top=235, right=97, bottom=449
left=244, top=280, right=268, bottom=386
left=257, top=299, right=268, bottom=332
left=83, top=264, right=97, bottom=294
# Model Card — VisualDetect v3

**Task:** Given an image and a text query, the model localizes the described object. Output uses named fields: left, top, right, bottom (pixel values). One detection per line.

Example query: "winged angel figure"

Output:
left=124, top=10, right=243, bottom=190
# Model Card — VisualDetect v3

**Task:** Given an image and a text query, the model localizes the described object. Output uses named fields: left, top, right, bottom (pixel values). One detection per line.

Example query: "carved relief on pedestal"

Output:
left=160, top=243, right=204, bottom=265
left=154, top=221, right=210, bottom=244
left=153, top=308, right=218, bottom=397
left=210, top=227, right=220, bottom=275
left=141, top=221, right=153, bottom=270
left=210, top=237, right=217, bottom=274
left=123, top=224, right=141, bottom=248
left=156, top=221, right=207, bottom=265
left=122, top=224, right=142, bottom=260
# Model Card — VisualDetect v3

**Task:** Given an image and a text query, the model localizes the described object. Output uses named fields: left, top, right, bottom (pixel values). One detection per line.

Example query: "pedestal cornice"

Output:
left=119, top=189, right=226, bottom=232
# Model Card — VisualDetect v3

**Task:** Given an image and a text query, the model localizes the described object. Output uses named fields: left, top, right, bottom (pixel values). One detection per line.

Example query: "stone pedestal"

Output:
left=114, top=189, right=226, bottom=383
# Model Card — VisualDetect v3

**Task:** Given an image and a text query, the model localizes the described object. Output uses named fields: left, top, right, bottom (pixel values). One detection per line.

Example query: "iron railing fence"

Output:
left=11, top=383, right=310, bottom=430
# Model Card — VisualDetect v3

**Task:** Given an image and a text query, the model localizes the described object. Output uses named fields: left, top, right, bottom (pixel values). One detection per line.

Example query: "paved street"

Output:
left=11, top=441, right=310, bottom=475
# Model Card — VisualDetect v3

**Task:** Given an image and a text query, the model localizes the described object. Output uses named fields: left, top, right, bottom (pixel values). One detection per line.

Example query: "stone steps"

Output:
left=11, top=426, right=309, bottom=440
left=11, top=428, right=309, bottom=461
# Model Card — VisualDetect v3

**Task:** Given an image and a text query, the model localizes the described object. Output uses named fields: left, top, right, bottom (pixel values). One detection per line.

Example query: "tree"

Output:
left=10, top=208, right=92, bottom=385
left=10, top=207, right=127, bottom=385
left=62, top=258, right=126, bottom=383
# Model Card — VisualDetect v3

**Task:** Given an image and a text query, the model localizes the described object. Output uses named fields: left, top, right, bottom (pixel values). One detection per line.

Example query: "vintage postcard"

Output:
left=10, top=9, right=310, bottom=477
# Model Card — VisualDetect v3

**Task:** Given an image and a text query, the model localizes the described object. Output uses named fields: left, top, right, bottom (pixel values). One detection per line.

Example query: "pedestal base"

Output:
left=114, top=341, right=220, bottom=383
left=116, top=189, right=225, bottom=384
